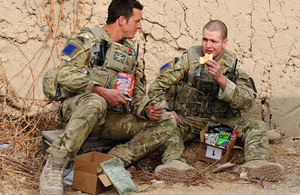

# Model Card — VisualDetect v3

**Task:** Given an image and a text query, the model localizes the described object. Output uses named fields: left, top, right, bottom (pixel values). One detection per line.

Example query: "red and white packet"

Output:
left=225, top=130, right=239, bottom=150
left=115, top=72, right=135, bottom=101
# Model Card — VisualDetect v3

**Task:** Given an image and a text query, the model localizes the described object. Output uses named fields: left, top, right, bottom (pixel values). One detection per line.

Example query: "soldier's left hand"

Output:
left=145, top=101, right=163, bottom=121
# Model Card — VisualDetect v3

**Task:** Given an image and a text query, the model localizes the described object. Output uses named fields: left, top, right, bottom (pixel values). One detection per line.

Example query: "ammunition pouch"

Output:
left=167, top=82, right=237, bottom=119
left=105, top=42, right=137, bottom=74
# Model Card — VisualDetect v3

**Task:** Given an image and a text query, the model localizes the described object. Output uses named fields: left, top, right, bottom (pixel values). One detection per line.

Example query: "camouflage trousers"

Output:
left=160, top=115, right=269, bottom=163
left=48, top=93, right=176, bottom=166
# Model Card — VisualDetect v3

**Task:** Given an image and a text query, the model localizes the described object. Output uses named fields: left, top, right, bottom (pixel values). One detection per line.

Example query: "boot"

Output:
left=39, top=153, right=70, bottom=195
left=240, top=160, right=284, bottom=181
left=154, top=160, right=197, bottom=180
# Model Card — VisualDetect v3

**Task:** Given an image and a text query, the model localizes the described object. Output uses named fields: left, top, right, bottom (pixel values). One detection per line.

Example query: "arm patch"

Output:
left=160, top=62, right=170, bottom=72
left=62, top=43, right=77, bottom=55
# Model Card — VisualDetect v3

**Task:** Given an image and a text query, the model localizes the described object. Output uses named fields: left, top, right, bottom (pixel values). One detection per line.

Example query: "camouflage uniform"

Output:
left=48, top=27, right=176, bottom=166
left=148, top=46, right=269, bottom=163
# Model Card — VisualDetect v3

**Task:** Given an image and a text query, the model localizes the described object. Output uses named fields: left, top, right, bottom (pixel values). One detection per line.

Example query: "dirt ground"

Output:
left=1, top=136, right=299, bottom=195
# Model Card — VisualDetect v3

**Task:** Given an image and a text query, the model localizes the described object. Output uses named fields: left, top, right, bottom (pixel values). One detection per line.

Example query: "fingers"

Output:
left=170, top=111, right=182, bottom=125
left=176, top=117, right=182, bottom=125
left=205, top=60, right=223, bottom=79
left=147, top=113, right=161, bottom=121
left=205, top=60, right=218, bottom=69
left=118, top=93, right=128, bottom=103
left=148, top=109, right=163, bottom=118
left=120, top=93, right=132, bottom=102
left=146, top=105, right=163, bottom=121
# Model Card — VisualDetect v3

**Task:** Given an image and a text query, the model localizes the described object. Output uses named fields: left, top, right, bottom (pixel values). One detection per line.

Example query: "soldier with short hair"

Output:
left=39, top=0, right=180, bottom=194
left=149, top=20, right=284, bottom=181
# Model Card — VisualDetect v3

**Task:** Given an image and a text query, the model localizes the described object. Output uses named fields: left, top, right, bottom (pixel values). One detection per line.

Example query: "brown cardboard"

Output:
left=98, top=174, right=112, bottom=187
left=72, top=152, right=114, bottom=195
left=198, top=127, right=237, bottom=164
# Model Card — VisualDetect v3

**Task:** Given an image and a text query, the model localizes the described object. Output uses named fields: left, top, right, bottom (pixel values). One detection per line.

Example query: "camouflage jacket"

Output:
left=57, top=27, right=149, bottom=118
left=148, top=46, right=257, bottom=121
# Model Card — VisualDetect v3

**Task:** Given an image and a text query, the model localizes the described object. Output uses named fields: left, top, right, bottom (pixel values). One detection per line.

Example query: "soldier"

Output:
left=39, top=0, right=179, bottom=194
left=149, top=20, right=284, bottom=181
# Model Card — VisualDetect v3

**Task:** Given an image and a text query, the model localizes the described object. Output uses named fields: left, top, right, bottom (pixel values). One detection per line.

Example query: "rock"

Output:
left=267, top=129, right=283, bottom=141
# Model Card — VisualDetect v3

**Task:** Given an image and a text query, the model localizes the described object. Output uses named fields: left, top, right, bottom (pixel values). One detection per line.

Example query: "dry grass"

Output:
left=0, top=1, right=85, bottom=192
left=0, top=59, right=61, bottom=191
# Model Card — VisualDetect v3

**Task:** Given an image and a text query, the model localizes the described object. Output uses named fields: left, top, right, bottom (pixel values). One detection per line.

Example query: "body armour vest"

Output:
left=166, top=46, right=240, bottom=119
left=61, top=27, right=139, bottom=113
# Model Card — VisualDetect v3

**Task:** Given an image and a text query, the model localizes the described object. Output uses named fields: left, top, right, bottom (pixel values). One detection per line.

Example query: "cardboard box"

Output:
left=72, top=152, right=115, bottom=195
left=198, top=127, right=237, bottom=164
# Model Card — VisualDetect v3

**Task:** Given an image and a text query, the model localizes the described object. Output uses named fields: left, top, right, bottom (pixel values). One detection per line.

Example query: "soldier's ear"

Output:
left=118, top=16, right=126, bottom=27
left=222, top=38, right=228, bottom=48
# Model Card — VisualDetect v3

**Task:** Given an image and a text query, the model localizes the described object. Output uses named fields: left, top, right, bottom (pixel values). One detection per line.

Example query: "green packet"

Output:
left=216, top=138, right=229, bottom=148
left=219, top=132, right=232, bottom=139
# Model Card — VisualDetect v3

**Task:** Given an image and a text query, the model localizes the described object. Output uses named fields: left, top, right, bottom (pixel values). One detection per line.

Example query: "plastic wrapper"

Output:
left=205, top=133, right=219, bottom=145
left=115, top=72, right=135, bottom=101
left=226, top=130, right=239, bottom=149
left=216, top=138, right=229, bottom=148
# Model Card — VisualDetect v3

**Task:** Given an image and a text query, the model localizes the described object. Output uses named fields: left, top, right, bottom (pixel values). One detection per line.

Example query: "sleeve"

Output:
left=56, top=30, right=97, bottom=94
left=218, top=67, right=257, bottom=110
left=130, top=61, right=151, bottom=118
left=148, top=54, right=189, bottom=110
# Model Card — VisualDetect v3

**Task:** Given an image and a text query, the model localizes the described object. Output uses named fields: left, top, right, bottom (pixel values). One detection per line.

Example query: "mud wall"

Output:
left=0, top=0, right=299, bottom=137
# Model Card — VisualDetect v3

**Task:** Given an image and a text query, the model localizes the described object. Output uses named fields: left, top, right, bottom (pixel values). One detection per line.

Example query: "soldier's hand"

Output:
left=145, top=101, right=163, bottom=121
left=205, top=60, right=227, bottom=90
left=93, top=86, right=129, bottom=107
left=170, top=111, right=182, bottom=125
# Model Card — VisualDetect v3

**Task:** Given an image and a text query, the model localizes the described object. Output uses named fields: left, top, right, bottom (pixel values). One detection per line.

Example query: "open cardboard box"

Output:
left=198, top=127, right=237, bottom=164
left=72, top=152, right=115, bottom=195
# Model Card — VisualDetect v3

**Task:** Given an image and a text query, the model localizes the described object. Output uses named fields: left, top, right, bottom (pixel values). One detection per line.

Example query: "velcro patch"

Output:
left=113, top=51, right=126, bottom=64
left=62, top=43, right=77, bottom=55
left=160, top=62, right=170, bottom=72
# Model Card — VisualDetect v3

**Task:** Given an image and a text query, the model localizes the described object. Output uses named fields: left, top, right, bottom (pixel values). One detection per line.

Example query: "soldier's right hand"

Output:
left=170, top=111, right=182, bottom=125
left=93, top=86, right=128, bottom=107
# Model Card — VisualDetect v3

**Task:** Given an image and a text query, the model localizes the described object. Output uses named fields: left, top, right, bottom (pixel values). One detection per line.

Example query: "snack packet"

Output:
left=116, top=72, right=135, bottom=101
left=226, top=130, right=239, bottom=149
left=218, top=132, right=232, bottom=140
left=205, top=133, right=219, bottom=146
left=216, top=138, right=229, bottom=148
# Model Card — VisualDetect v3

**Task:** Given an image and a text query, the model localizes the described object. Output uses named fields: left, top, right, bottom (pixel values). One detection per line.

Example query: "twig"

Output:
left=71, top=0, right=81, bottom=36
left=0, top=1, right=81, bottom=192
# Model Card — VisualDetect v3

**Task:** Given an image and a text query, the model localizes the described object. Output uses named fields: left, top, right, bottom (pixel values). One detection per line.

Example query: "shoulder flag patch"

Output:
left=160, top=62, right=170, bottom=71
left=62, top=43, right=77, bottom=55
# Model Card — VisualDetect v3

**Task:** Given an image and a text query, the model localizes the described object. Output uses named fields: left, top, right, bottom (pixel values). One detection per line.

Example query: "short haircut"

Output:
left=106, top=0, right=143, bottom=24
left=203, top=20, right=228, bottom=40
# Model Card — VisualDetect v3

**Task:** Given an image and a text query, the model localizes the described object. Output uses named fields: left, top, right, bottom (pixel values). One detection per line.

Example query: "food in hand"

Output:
left=200, top=53, right=213, bottom=64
